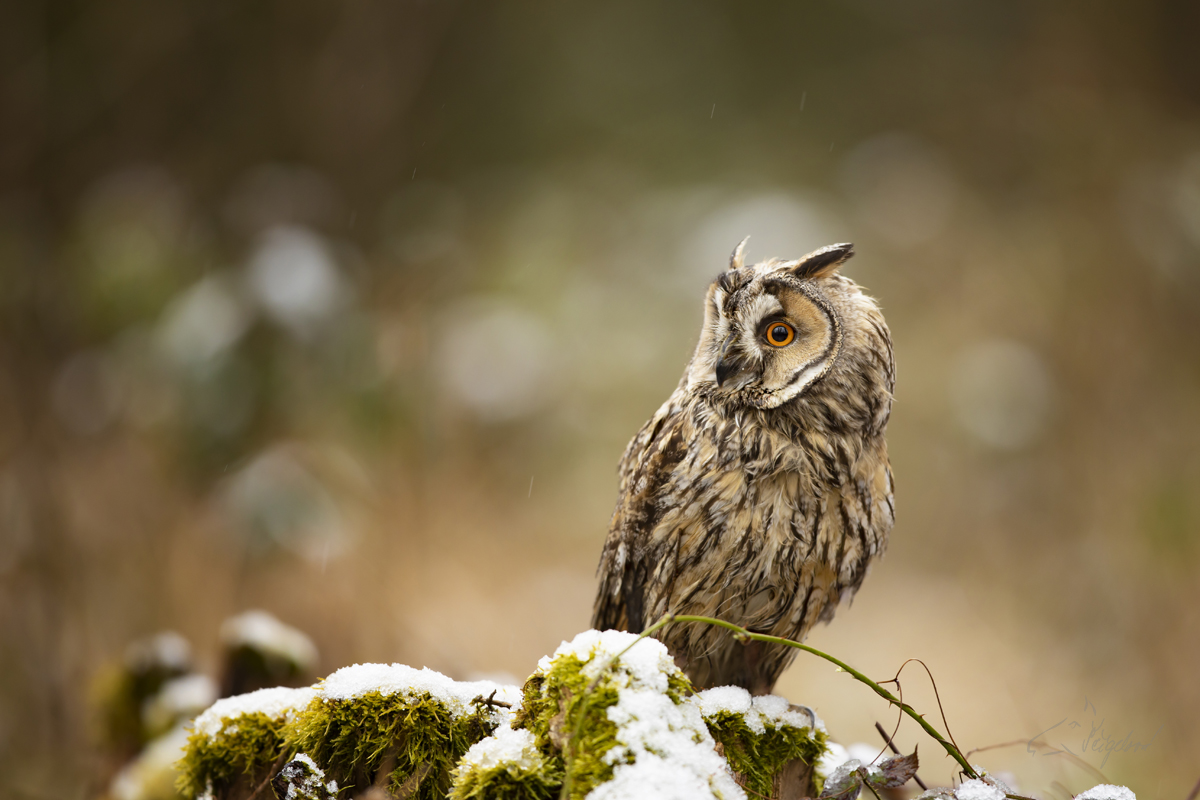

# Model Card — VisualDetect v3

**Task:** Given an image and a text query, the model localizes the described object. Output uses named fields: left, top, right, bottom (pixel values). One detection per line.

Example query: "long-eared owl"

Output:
left=592, top=240, right=895, bottom=695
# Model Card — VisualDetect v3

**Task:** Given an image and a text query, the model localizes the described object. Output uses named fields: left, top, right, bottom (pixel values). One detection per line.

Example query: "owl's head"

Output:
left=687, top=238, right=888, bottom=412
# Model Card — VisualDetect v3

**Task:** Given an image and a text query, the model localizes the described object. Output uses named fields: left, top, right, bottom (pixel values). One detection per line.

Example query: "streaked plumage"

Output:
left=592, top=240, right=894, bottom=694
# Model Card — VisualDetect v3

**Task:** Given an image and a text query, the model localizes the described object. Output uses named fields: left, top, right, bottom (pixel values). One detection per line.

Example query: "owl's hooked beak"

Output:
left=714, top=335, right=752, bottom=388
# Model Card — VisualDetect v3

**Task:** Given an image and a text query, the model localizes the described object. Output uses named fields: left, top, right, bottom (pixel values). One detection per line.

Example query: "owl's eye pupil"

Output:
left=766, top=322, right=795, bottom=347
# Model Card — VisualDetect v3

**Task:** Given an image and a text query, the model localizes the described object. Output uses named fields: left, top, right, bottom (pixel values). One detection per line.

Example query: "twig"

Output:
left=668, top=614, right=979, bottom=777
left=561, top=614, right=680, bottom=799
left=886, top=659, right=964, bottom=759
left=874, top=721, right=927, bottom=791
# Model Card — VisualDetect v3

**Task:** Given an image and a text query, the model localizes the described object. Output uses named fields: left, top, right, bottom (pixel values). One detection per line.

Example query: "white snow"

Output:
left=954, top=778, right=1005, bottom=800
left=539, top=630, right=745, bottom=800
left=125, top=631, right=191, bottom=672
left=143, top=673, right=218, bottom=732
left=542, top=629, right=677, bottom=693
left=456, top=726, right=544, bottom=774
left=221, top=610, right=319, bottom=669
left=817, top=741, right=881, bottom=777
left=318, top=662, right=521, bottom=721
left=1076, top=786, right=1136, bottom=800
left=111, top=724, right=191, bottom=800
left=588, top=750, right=744, bottom=800
left=192, top=685, right=318, bottom=739
left=817, top=741, right=849, bottom=779
left=691, top=686, right=824, bottom=734
left=280, top=753, right=339, bottom=800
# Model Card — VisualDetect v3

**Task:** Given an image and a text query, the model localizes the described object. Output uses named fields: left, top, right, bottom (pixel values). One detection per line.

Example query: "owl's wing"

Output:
left=592, top=399, right=687, bottom=634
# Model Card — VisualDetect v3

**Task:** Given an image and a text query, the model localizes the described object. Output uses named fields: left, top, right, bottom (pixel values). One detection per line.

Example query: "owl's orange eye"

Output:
left=764, top=322, right=795, bottom=347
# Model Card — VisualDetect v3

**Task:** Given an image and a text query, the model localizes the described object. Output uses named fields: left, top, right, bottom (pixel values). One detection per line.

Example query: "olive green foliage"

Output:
left=176, top=711, right=290, bottom=800
left=285, top=692, right=496, bottom=800
left=512, top=652, right=694, bottom=800
left=448, top=742, right=560, bottom=800
left=703, top=711, right=827, bottom=799
left=513, top=656, right=619, bottom=800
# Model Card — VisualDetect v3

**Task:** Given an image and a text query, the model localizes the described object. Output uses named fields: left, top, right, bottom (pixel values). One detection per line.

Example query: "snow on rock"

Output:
left=1076, top=786, right=1136, bottom=800
left=543, top=629, right=675, bottom=692
left=126, top=631, right=192, bottom=672
left=588, top=751, right=742, bottom=800
left=954, top=778, right=1006, bottom=800
left=817, top=741, right=882, bottom=780
left=318, top=662, right=521, bottom=721
left=220, top=610, right=318, bottom=669
left=143, top=673, right=218, bottom=733
left=545, top=629, right=745, bottom=800
left=192, top=685, right=317, bottom=739
left=692, top=685, right=824, bottom=734
left=457, top=726, right=543, bottom=773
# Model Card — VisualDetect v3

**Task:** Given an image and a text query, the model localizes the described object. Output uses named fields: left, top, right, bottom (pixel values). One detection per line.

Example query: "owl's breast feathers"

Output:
left=592, top=382, right=893, bottom=691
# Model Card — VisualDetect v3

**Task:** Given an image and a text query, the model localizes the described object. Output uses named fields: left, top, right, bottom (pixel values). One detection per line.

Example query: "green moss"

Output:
left=703, top=711, right=827, bottom=799
left=448, top=731, right=561, bottom=800
left=176, top=711, right=291, bottom=800
left=512, top=656, right=618, bottom=800
left=451, top=768, right=558, bottom=800
left=285, top=691, right=496, bottom=800
left=511, top=648, right=694, bottom=800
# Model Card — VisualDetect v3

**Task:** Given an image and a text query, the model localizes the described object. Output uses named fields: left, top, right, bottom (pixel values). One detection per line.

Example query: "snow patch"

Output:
left=193, top=685, right=317, bottom=739
left=143, top=673, right=217, bottom=732
left=692, top=686, right=824, bottom=734
left=319, top=662, right=521, bottom=721
left=458, top=726, right=543, bottom=773
left=954, top=778, right=1005, bottom=800
left=221, top=610, right=318, bottom=669
left=1076, top=786, right=1136, bottom=800
left=547, top=630, right=745, bottom=800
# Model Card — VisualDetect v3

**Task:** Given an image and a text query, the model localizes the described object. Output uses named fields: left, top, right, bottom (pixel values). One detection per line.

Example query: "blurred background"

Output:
left=2, top=0, right=1199, bottom=797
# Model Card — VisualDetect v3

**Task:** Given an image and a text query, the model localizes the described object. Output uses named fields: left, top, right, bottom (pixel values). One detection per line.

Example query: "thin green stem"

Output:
left=560, top=616, right=679, bottom=800
left=666, top=614, right=980, bottom=779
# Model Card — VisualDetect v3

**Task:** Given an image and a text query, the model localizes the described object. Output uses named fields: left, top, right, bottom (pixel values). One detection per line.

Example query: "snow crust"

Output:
left=1076, top=786, right=1136, bottom=800
left=193, top=685, right=317, bottom=739
left=221, top=610, right=318, bottom=669
left=953, top=779, right=1005, bottom=800
left=817, top=741, right=883, bottom=779
left=457, top=725, right=543, bottom=773
left=544, top=630, right=745, bottom=800
left=692, top=686, right=825, bottom=734
left=319, top=662, right=521, bottom=720
left=125, top=631, right=191, bottom=672
left=143, top=673, right=218, bottom=732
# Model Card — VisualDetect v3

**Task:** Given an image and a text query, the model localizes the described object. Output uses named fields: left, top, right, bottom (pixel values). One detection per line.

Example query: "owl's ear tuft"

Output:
left=792, top=242, right=854, bottom=279
left=728, top=236, right=750, bottom=271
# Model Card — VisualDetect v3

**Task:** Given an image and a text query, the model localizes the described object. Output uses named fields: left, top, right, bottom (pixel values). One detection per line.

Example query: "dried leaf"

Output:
left=868, top=747, right=919, bottom=789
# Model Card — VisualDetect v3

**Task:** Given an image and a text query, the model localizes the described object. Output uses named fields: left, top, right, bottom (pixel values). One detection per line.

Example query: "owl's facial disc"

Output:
left=695, top=275, right=841, bottom=408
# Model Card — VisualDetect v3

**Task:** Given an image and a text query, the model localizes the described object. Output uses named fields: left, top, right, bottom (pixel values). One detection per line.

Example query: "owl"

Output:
left=592, top=239, right=894, bottom=695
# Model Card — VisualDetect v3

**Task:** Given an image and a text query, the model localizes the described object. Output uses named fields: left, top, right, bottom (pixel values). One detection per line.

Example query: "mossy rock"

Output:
left=284, top=664, right=519, bottom=800
left=448, top=726, right=560, bottom=800
left=512, top=630, right=742, bottom=800
left=692, top=687, right=827, bottom=798
left=176, top=686, right=317, bottom=800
